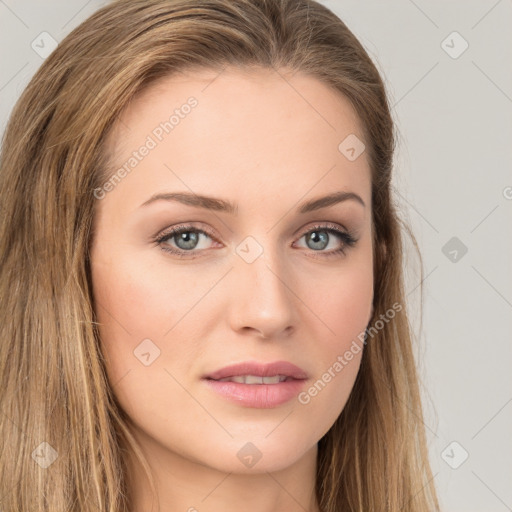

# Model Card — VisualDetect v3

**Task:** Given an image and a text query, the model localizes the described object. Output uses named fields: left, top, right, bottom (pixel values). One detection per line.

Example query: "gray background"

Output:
left=1, top=1, right=511, bottom=510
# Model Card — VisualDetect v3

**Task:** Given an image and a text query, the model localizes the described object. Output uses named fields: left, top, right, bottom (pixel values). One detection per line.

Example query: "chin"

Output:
left=192, top=433, right=317, bottom=475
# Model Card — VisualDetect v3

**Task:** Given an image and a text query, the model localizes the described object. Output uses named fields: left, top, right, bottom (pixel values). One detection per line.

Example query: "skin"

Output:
left=90, top=66, right=374, bottom=512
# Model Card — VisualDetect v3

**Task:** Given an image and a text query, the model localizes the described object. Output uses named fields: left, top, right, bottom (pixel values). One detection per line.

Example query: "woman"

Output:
left=0, top=0, right=440, bottom=510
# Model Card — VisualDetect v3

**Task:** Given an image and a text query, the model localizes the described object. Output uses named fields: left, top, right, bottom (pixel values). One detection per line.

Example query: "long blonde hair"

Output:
left=0, top=0, right=439, bottom=510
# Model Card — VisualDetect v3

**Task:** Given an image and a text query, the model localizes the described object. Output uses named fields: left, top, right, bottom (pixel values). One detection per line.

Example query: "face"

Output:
left=90, top=66, right=374, bottom=476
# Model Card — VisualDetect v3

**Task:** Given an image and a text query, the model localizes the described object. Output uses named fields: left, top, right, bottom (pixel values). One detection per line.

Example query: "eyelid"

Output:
left=154, top=222, right=218, bottom=242
left=154, top=221, right=352, bottom=240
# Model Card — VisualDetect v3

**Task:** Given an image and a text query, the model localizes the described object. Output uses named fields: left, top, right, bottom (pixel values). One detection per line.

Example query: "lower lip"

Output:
left=202, top=378, right=307, bottom=408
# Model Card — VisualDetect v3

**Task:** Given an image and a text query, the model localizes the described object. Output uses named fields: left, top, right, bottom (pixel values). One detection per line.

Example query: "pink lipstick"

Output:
left=202, top=360, right=308, bottom=408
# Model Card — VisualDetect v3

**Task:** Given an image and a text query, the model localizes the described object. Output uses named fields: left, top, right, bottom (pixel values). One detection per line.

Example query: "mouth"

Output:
left=203, top=360, right=308, bottom=381
left=208, top=374, right=294, bottom=384
left=202, top=361, right=308, bottom=408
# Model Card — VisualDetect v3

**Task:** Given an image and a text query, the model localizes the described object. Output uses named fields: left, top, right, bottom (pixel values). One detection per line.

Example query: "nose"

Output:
left=228, top=247, right=297, bottom=340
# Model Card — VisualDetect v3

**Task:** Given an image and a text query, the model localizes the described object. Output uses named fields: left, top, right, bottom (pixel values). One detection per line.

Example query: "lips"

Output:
left=203, top=360, right=308, bottom=382
left=202, top=360, right=309, bottom=408
left=215, top=375, right=289, bottom=384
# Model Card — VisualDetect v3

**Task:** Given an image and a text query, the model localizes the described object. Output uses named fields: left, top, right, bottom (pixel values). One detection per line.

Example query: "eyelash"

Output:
left=153, top=222, right=358, bottom=260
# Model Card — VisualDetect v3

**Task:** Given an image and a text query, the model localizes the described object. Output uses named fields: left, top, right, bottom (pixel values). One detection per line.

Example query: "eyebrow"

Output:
left=140, top=190, right=365, bottom=214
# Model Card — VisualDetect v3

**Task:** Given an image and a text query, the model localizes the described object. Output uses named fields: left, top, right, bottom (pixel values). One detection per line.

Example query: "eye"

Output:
left=294, top=223, right=358, bottom=258
left=154, top=223, right=218, bottom=257
left=153, top=222, right=358, bottom=259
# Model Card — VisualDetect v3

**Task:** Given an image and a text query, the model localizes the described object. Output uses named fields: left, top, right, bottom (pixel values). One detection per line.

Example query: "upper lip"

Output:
left=204, top=361, right=308, bottom=381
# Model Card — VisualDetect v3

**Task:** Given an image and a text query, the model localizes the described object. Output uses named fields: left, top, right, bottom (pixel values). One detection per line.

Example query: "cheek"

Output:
left=308, top=247, right=374, bottom=348
left=294, top=253, right=372, bottom=426
left=90, top=257, right=188, bottom=422
left=90, top=251, right=212, bottom=388
left=317, top=270, right=373, bottom=343
left=92, top=255, right=174, bottom=336
left=90, top=255, right=167, bottom=376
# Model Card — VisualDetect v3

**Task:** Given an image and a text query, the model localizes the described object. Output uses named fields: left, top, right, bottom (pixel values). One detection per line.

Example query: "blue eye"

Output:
left=298, top=225, right=357, bottom=258
left=166, top=229, right=206, bottom=251
left=155, top=224, right=217, bottom=257
left=154, top=223, right=358, bottom=259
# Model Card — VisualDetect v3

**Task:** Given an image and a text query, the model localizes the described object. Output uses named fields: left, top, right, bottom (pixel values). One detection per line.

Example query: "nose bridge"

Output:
left=230, top=234, right=296, bottom=337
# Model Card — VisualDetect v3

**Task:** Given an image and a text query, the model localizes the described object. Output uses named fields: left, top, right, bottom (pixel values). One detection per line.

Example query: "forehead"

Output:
left=100, top=66, right=371, bottom=215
